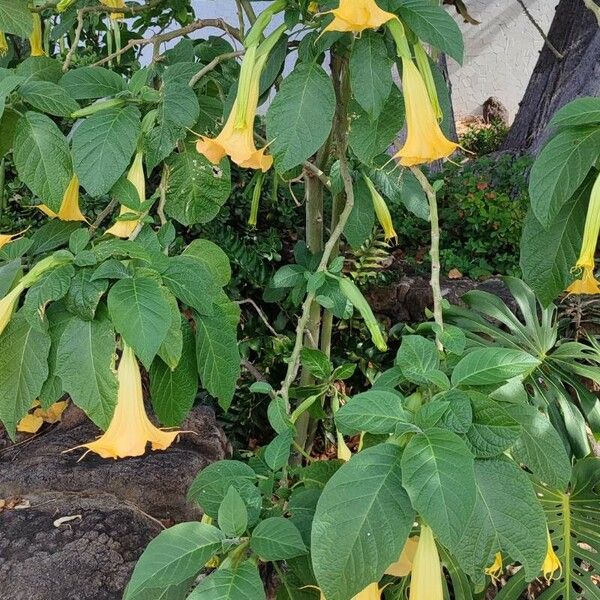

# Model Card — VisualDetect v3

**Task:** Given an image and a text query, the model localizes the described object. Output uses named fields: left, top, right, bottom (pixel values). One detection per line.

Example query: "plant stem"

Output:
left=410, top=166, right=444, bottom=350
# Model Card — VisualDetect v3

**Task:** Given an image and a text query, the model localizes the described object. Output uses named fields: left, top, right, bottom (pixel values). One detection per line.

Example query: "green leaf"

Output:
left=436, top=390, right=472, bottom=434
left=13, top=112, right=73, bottom=212
left=264, top=428, right=294, bottom=471
left=161, top=82, right=200, bottom=129
left=0, top=0, right=32, bottom=37
left=56, top=310, right=118, bottom=430
left=165, top=145, right=231, bottom=226
left=162, top=255, right=218, bottom=315
left=336, top=390, right=408, bottom=435
left=195, top=298, right=240, bottom=411
left=69, top=229, right=90, bottom=254
left=312, top=444, right=414, bottom=600
left=73, top=105, right=141, bottom=197
left=436, top=324, right=467, bottom=355
left=267, top=397, right=291, bottom=434
left=145, top=121, right=185, bottom=172
left=187, top=460, right=262, bottom=525
left=218, top=486, right=248, bottom=537
left=183, top=239, right=231, bottom=287
left=124, top=522, right=224, bottom=600
left=107, top=276, right=171, bottom=369
left=349, top=31, right=392, bottom=119
left=300, top=347, right=332, bottom=379
left=464, top=392, right=521, bottom=458
left=0, top=314, right=50, bottom=438
left=157, top=292, right=183, bottom=370
left=344, top=177, right=375, bottom=249
left=187, top=561, right=266, bottom=600
left=395, top=0, right=464, bottom=63
left=455, top=458, right=547, bottom=585
left=251, top=517, right=307, bottom=561
left=30, top=220, right=80, bottom=255
left=266, top=62, right=335, bottom=173
left=19, top=80, right=80, bottom=117
left=149, top=320, right=197, bottom=427
left=0, top=259, right=22, bottom=297
left=15, top=57, right=63, bottom=83
left=401, top=428, right=476, bottom=549
left=528, top=126, right=600, bottom=227
left=59, top=66, right=126, bottom=100
left=65, top=268, right=108, bottom=321
left=550, top=97, right=600, bottom=129
left=504, top=402, right=572, bottom=490
left=520, top=178, right=590, bottom=306
left=348, top=88, right=405, bottom=166
left=451, top=348, right=540, bottom=387
left=395, top=335, right=440, bottom=384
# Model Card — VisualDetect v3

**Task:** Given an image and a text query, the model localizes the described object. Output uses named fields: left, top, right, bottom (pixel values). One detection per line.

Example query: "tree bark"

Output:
left=502, top=0, right=600, bottom=154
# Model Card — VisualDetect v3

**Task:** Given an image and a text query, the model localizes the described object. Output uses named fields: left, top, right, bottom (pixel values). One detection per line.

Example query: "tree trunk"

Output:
left=502, top=0, right=600, bottom=154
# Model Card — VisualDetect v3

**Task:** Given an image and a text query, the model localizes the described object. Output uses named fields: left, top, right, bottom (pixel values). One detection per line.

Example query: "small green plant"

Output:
left=458, top=118, right=508, bottom=156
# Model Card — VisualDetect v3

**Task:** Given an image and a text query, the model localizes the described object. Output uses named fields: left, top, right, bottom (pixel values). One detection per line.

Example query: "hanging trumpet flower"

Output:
left=352, top=583, right=385, bottom=599
left=394, top=56, right=458, bottom=166
left=485, top=553, right=503, bottom=583
left=0, top=283, right=26, bottom=336
left=67, top=344, right=182, bottom=459
left=322, top=0, right=397, bottom=34
left=197, top=45, right=273, bottom=172
left=29, top=13, right=46, bottom=57
left=106, top=151, right=145, bottom=238
left=541, top=530, right=562, bottom=583
left=38, top=176, right=86, bottom=222
left=386, top=536, right=419, bottom=577
left=566, top=171, right=600, bottom=295
left=363, top=174, right=397, bottom=242
left=408, top=525, right=443, bottom=600
left=0, top=32, right=8, bottom=56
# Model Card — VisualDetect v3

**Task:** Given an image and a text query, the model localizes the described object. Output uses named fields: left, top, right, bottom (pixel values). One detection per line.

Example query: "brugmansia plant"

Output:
left=0, top=1, right=598, bottom=600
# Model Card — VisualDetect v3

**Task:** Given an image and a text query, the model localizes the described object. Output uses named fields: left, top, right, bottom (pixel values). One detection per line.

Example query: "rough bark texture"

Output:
left=502, top=0, right=600, bottom=153
left=0, top=404, right=230, bottom=600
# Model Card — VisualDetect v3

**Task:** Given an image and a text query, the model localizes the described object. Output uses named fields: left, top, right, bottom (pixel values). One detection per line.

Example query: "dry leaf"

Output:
left=448, top=268, right=463, bottom=279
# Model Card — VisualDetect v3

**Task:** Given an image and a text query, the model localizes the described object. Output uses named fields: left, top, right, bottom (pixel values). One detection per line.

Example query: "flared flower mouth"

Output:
left=38, top=175, right=87, bottom=222
left=65, top=344, right=183, bottom=460
left=542, top=531, right=562, bottom=583
left=394, top=58, right=458, bottom=166
left=566, top=171, right=600, bottom=295
left=485, top=552, right=503, bottom=583
left=323, top=0, right=397, bottom=33
left=196, top=46, right=273, bottom=172
left=0, top=228, right=29, bottom=250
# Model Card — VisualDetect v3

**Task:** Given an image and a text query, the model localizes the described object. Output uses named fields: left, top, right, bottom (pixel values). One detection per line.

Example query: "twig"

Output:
left=239, top=0, right=258, bottom=25
left=188, top=51, right=244, bottom=88
left=33, top=0, right=163, bottom=14
left=583, top=0, right=600, bottom=26
left=236, top=299, right=281, bottom=338
left=516, top=0, right=564, bottom=60
left=62, top=8, right=85, bottom=72
left=303, top=160, right=331, bottom=190
left=410, top=167, right=444, bottom=351
left=89, top=198, right=118, bottom=235
left=91, top=18, right=242, bottom=67
left=157, top=165, right=168, bottom=227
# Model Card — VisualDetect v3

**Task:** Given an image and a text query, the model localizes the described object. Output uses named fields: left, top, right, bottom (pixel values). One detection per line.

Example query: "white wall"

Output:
left=447, top=0, right=556, bottom=121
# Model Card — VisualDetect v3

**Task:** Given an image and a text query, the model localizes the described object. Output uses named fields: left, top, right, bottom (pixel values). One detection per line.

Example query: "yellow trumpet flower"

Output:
left=17, top=400, right=69, bottom=434
left=106, top=151, right=145, bottom=238
left=408, top=525, right=443, bottom=600
left=196, top=46, right=273, bottom=172
left=100, top=0, right=126, bottom=20
left=0, top=283, right=25, bottom=336
left=542, top=530, right=562, bottom=583
left=29, top=13, right=46, bottom=57
left=68, top=344, right=182, bottom=459
left=0, top=32, right=8, bottom=56
left=566, top=171, right=600, bottom=295
left=394, top=57, right=458, bottom=166
left=322, top=0, right=397, bottom=34
left=485, top=552, right=503, bottom=583
left=363, top=174, right=397, bottom=242
left=0, top=228, right=28, bottom=250
left=336, top=430, right=352, bottom=461
left=352, top=582, right=385, bottom=599
left=38, top=176, right=87, bottom=222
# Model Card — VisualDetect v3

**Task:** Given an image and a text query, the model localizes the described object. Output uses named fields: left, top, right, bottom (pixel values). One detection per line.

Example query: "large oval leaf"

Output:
left=187, top=561, right=266, bottom=600
left=266, top=62, right=335, bottom=173
left=312, top=444, right=414, bottom=600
